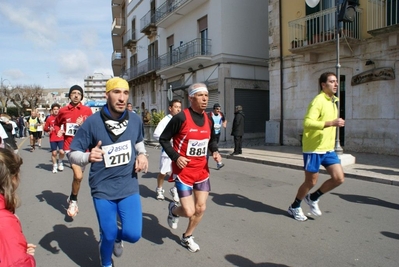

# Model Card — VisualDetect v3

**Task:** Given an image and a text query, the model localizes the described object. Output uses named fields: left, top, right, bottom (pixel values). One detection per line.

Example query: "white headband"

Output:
left=189, top=86, right=208, bottom=96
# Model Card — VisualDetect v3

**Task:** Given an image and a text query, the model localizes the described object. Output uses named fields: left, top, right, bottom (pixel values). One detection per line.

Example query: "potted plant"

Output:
left=144, top=110, right=165, bottom=143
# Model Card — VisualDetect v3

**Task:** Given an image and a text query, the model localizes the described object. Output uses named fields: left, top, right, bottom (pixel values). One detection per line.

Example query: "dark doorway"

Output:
left=234, top=89, right=270, bottom=133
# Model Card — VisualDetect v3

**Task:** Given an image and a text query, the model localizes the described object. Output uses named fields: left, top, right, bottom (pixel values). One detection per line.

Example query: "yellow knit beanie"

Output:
left=106, top=77, right=129, bottom=93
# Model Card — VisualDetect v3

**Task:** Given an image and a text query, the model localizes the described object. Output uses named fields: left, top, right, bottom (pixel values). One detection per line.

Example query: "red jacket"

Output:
left=0, top=195, right=36, bottom=267
left=44, top=115, right=64, bottom=142
left=54, top=103, right=93, bottom=151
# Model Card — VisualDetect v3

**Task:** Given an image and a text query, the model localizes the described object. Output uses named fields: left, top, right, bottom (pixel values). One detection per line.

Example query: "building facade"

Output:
left=269, top=0, right=399, bottom=155
left=111, top=0, right=269, bottom=141
left=84, top=73, right=113, bottom=102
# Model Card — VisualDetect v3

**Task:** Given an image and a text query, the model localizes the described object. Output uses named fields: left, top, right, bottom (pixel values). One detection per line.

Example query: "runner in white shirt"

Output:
left=153, top=99, right=181, bottom=202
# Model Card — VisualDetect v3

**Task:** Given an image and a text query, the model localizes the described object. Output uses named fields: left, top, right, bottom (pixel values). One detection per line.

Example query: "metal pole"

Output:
left=334, top=0, right=343, bottom=154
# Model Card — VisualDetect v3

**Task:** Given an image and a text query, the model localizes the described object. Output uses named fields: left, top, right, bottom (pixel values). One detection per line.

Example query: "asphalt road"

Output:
left=15, top=137, right=399, bottom=267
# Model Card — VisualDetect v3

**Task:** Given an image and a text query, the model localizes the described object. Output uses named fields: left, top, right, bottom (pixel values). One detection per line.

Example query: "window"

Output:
left=198, top=16, right=208, bottom=55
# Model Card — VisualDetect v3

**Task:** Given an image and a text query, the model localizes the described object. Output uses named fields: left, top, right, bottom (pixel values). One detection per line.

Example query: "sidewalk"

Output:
left=217, top=139, right=399, bottom=186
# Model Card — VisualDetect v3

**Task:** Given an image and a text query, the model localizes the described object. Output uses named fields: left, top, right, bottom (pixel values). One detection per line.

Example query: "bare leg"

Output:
left=296, top=171, right=319, bottom=200
left=71, top=164, right=84, bottom=196
left=157, top=173, right=166, bottom=188
left=173, top=190, right=208, bottom=237
left=317, top=164, right=344, bottom=193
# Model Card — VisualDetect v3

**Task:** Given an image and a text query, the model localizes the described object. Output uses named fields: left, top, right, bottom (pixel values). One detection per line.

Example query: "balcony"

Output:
left=123, top=29, right=137, bottom=51
left=112, top=18, right=125, bottom=35
left=157, top=38, right=212, bottom=76
left=112, top=34, right=123, bottom=51
left=155, top=0, right=208, bottom=28
left=125, top=56, right=158, bottom=84
left=140, top=10, right=157, bottom=37
left=367, top=0, right=399, bottom=35
left=288, top=6, right=361, bottom=55
left=112, top=51, right=126, bottom=67
left=112, top=0, right=124, bottom=5
left=112, top=4, right=123, bottom=19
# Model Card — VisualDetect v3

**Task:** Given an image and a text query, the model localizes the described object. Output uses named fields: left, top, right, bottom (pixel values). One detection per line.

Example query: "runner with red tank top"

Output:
left=54, top=85, right=93, bottom=217
left=159, top=83, right=222, bottom=253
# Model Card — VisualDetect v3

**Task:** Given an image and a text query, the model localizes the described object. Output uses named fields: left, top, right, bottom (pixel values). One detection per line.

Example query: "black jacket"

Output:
left=231, top=110, right=245, bottom=136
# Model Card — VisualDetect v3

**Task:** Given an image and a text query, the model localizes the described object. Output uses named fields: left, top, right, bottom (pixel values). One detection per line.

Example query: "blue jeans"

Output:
left=93, top=193, right=142, bottom=266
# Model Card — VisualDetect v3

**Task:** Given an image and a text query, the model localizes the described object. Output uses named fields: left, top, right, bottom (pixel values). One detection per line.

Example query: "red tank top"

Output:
left=171, top=109, right=211, bottom=184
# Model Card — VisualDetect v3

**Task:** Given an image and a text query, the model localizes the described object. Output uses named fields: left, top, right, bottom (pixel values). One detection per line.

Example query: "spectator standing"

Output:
left=0, top=148, right=36, bottom=266
left=230, top=105, right=245, bottom=155
left=18, top=114, right=26, bottom=139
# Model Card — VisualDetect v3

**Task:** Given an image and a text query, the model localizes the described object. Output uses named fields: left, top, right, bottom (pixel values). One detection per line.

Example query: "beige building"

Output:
left=269, top=0, right=399, bottom=155
left=111, top=0, right=269, bottom=141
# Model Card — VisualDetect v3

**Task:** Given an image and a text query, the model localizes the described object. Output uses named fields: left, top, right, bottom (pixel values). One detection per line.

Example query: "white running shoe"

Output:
left=304, top=194, right=322, bottom=216
left=52, top=165, right=58, bottom=174
left=167, top=202, right=179, bottom=229
left=156, top=187, right=165, bottom=200
left=67, top=197, right=79, bottom=217
left=287, top=206, right=308, bottom=221
left=58, top=162, right=64, bottom=171
left=181, top=235, right=200, bottom=252
left=113, top=240, right=123, bottom=257
left=216, top=162, right=225, bottom=170
left=169, top=187, right=180, bottom=203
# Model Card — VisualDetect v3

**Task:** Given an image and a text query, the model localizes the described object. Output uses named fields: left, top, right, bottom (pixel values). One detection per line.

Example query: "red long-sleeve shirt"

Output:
left=0, top=195, right=36, bottom=267
left=54, top=103, right=93, bottom=151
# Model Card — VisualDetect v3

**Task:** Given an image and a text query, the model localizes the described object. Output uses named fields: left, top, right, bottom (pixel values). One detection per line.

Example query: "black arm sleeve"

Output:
left=159, top=112, right=185, bottom=162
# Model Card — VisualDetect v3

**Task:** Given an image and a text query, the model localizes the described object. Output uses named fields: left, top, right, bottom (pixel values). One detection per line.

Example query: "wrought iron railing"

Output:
left=140, top=10, right=156, bottom=32
left=288, top=6, right=361, bottom=49
left=158, top=38, right=211, bottom=69
left=123, top=29, right=136, bottom=45
left=112, top=51, right=125, bottom=62
left=126, top=56, right=158, bottom=80
left=155, top=0, right=190, bottom=23
left=367, top=0, right=399, bottom=31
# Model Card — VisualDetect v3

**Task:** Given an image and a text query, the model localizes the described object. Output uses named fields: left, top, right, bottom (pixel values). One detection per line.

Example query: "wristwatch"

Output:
left=138, top=152, right=149, bottom=157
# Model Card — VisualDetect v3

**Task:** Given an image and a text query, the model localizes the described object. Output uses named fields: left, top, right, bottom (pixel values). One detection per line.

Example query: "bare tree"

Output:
left=5, top=85, right=44, bottom=112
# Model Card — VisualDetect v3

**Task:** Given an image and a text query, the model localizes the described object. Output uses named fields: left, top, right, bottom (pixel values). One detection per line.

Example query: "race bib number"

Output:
left=214, top=123, right=221, bottom=130
left=186, top=139, right=208, bottom=157
left=65, top=123, right=80, bottom=136
left=102, top=140, right=132, bottom=168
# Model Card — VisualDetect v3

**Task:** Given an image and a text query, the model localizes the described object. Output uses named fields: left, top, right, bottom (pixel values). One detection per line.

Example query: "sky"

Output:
left=0, top=0, right=114, bottom=89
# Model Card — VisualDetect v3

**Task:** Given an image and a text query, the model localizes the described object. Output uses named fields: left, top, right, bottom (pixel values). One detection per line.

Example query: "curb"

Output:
left=224, top=154, right=399, bottom=187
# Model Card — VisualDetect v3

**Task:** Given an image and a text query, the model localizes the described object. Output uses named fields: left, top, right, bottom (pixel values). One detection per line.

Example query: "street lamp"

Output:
left=305, top=0, right=359, bottom=155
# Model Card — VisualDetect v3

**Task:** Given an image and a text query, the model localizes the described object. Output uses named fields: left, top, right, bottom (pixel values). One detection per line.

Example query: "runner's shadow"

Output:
left=140, top=171, right=158, bottom=179
left=225, top=254, right=289, bottom=267
left=331, top=193, right=399, bottom=210
left=39, top=224, right=99, bottom=266
left=139, top=184, right=175, bottom=202
left=35, top=190, right=73, bottom=222
left=142, top=212, right=180, bottom=245
left=36, top=163, right=53, bottom=172
left=209, top=192, right=286, bottom=215
left=380, top=231, right=399, bottom=240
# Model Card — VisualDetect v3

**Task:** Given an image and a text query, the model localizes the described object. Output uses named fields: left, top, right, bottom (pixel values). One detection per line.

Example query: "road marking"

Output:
left=18, top=137, right=29, bottom=149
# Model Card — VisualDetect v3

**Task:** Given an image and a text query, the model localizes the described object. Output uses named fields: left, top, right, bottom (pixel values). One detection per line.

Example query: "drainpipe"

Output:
left=279, top=0, right=284, bottom=146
